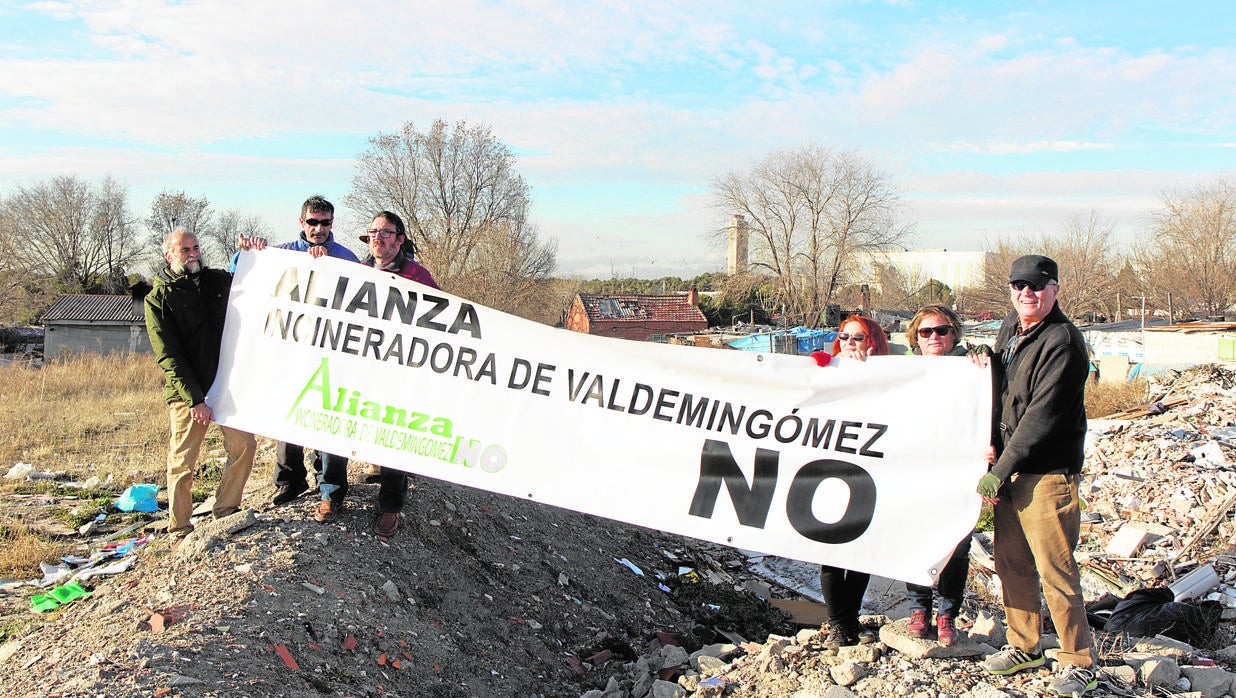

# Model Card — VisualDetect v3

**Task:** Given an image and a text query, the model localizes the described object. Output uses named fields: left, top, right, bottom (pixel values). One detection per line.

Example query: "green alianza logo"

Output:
left=286, top=358, right=507, bottom=473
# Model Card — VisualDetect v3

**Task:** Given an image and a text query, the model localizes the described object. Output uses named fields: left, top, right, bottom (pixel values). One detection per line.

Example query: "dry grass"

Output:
left=1085, top=377, right=1151, bottom=418
left=0, top=518, right=63, bottom=578
left=0, top=353, right=171, bottom=577
left=0, top=353, right=167, bottom=479
left=0, top=353, right=276, bottom=577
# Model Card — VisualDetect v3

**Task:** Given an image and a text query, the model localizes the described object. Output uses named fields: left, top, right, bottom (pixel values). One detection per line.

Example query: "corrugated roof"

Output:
left=577, top=293, right=707, bottom=324
left=41, top=294, right=143, bottom=323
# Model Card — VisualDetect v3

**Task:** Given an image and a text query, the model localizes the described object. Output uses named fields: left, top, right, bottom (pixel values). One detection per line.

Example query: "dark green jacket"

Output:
left=990, top=303, right=1088, bottom=480
left=143, top=266, right=233, bottom=406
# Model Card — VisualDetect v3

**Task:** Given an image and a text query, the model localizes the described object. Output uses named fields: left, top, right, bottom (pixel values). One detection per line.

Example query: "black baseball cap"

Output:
left=1009, top=255, right=1058, bottom=284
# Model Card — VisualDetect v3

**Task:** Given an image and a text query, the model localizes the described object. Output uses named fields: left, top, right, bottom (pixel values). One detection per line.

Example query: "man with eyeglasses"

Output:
left=357, top=210, right=439, bottom=536
left=975, top=255, right=1095, bottom=696
left=270, top=195, right=360, bottom=516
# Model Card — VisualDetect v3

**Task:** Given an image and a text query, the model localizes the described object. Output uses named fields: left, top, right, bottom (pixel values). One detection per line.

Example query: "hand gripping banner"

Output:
left=209, top=249, right=992, bottom=585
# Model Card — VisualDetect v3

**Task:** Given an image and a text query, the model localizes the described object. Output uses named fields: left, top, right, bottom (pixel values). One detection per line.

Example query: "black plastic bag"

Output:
left=1104, top=587, right=1222, bottom=647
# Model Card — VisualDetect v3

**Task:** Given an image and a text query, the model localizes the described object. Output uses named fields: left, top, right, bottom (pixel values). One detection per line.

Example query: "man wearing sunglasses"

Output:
left=270, top=196, right=360, bottom=511
left=976, top=255, right=1095, bottom=696
left=356, top=210, right=439, bottom=536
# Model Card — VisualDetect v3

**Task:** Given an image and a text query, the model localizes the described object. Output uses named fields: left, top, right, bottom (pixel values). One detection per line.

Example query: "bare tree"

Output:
left=711, top=146, right=910, bottom=326
left=146, top=190, right=214, bottom=252
left=0, top=175, right=143, bottom=296
left=1133, top=178, right=1236, bottom=320
left=458, top=220, right=558, bottom=321
left=207, top=210, right=271, bottom=266
left=971, top=212, right=1120, bottom=321
left=346, top=119, right=546, bottom=292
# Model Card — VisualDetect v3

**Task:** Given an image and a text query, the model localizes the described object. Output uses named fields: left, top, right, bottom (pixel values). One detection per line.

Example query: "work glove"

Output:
left=976, top=472, right=1003, bottom=500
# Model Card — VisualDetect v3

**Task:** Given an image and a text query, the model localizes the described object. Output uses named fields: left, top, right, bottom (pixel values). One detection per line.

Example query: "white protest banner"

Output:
left=209, top=249, right=992, bottom=585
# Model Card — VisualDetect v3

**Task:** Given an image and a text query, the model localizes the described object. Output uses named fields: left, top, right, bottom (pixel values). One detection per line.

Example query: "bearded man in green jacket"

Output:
left=144, top=228, right=261, bottom=537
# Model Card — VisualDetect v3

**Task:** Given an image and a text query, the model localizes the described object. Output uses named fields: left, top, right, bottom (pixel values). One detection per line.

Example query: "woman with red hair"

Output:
left=809, top=313, right=890, bottom=647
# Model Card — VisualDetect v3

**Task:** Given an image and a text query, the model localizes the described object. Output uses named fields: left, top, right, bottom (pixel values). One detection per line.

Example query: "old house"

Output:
left=565, top=289, right=709, bottom=342
left=41, top=294, right=151, bottom=358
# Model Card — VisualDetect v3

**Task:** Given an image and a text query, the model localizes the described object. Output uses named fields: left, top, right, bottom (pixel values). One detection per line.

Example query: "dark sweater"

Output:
left=990, top=304, right=1088, bottom=480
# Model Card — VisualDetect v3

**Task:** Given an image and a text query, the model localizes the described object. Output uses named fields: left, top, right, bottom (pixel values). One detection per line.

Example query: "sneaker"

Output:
left=982, top=645, right=1045, bottom=675
left=374, top=511, right=400, bottom=537
left=936, top=614, right=957, bottom=647
left=272, top=480, right=309, bottom=505
left=823, top=621, right=855, bottom=649
left=1047, top=665, right=1097, bottom=696
left=907, top=609, right=930, bottom=638
left=846, top=619, right=876, bottom=645
left=314, top=500, right=340, bottom=523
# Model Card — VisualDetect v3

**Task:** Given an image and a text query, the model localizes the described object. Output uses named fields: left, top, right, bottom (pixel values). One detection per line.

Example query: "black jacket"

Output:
left=990, top=303, right=1088, bottom=480
left=143, top=266, right=233, bottom=406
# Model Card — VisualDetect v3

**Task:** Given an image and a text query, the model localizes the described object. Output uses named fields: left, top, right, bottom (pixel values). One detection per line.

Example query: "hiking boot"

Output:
left=823, top=621, right=855, bottom=649
left=936, top=614, right=957, bottom=647
left=906, top=609, right=930, bottom=638
left=374, top=511, right=400, bottom=537
left=272, top=480, right=309, bottom=505
left=848, top=620, right=876, bottom=645
left=314, top=500, right=340, bottom=523
left=213, top=506, right=240, bottom=519
left=1047, top=665, right=1097, bottom=696
left=982, top=645, right=1045, bottom=675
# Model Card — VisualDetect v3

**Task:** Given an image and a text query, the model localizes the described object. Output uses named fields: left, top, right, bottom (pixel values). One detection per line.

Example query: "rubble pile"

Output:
left=578, top=364, right=1236, bottom=697
left=1082, top=364, right=1236, bottom=605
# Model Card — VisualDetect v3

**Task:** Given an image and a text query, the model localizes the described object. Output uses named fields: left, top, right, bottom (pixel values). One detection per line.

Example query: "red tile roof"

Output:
left=576, top=293, right=707, bottom=324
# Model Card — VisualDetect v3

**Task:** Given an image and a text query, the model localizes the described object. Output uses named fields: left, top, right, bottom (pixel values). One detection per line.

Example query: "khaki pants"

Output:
left=166, top=402, right=256, bottom=532
left=993, top=472, right=1093, bottom=668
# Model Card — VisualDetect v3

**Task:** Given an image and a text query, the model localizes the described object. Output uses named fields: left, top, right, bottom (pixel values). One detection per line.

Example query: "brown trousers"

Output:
left=993, top=472, right=1093, bottom=668
left=166, top=402, right=256, bottom=532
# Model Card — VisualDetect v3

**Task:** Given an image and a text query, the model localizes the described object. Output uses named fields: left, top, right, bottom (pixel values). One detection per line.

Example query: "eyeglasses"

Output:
left=304, top=218, right=333, bottom=227
left=837, top=333, right=867, bottom=342
left=366, top=229, right=399, bottom=239
left=917, top=326, right=954, bottom=338
left=1009, top=279, right=1056, bottom=292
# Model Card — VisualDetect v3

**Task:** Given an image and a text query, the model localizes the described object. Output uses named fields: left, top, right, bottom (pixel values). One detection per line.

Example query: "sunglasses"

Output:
left=304, top=218, right=333, bottom=227
left=366, top=229, right=399, bottom=239
left=917, top=325, right=954, bottom=338
left=837, top=333, right=867, bottom=342
left=1009, top=279, right=1054, bottom=292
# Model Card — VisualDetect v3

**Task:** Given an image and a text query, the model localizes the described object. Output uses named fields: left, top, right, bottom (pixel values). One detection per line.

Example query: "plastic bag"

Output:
left=1104, top=587, right=1222, bottom=647
left=115, top=484, right=160, bottom=513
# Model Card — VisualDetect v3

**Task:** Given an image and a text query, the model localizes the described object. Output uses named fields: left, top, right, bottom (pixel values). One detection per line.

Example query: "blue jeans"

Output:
left=273, top=441, right=349, bottom=502
left=906, top=533, right=972, bottom=617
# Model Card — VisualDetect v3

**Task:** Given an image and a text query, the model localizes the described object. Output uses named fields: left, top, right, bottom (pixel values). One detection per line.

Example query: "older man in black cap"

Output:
left=976, top=255, right=1096, bottom=696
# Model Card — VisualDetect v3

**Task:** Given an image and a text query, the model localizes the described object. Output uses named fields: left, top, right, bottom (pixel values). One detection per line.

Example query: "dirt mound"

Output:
left=1, top=474, right=790, bottom=697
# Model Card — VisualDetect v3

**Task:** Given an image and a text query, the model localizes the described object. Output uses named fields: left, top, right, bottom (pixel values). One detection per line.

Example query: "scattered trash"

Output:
left=4, top=463, right=33, bottom=480
left=274, top=644, right=299, bottom=670
left=613, top=557, right=644, bottom=576
left=30, top=581, right=91, bottom=613
left=114, top=484, right=159, bottom=513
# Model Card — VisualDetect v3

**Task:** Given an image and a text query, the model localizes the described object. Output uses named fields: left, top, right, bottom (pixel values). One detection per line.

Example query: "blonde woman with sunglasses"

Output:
left=899, top=304, right=973, bottom=646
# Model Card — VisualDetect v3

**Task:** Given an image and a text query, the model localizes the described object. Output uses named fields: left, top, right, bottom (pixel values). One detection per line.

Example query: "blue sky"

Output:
left=1, top=1, right=1233, bottom=278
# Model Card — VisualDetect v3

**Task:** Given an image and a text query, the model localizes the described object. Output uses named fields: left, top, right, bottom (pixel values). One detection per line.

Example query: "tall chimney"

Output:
left=727, top=214, right=749, bottom=275
left=688, top=286, right=699, bottom=307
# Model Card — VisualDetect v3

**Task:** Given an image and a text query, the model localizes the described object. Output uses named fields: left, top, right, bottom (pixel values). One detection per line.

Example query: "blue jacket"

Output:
left=275, top=232, right=360, bottom=262
left=230, top=232, right=360, bottom=271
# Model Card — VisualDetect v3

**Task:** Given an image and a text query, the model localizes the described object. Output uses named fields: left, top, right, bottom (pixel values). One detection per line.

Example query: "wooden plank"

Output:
left=769, top=598, right=829, bottom=626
